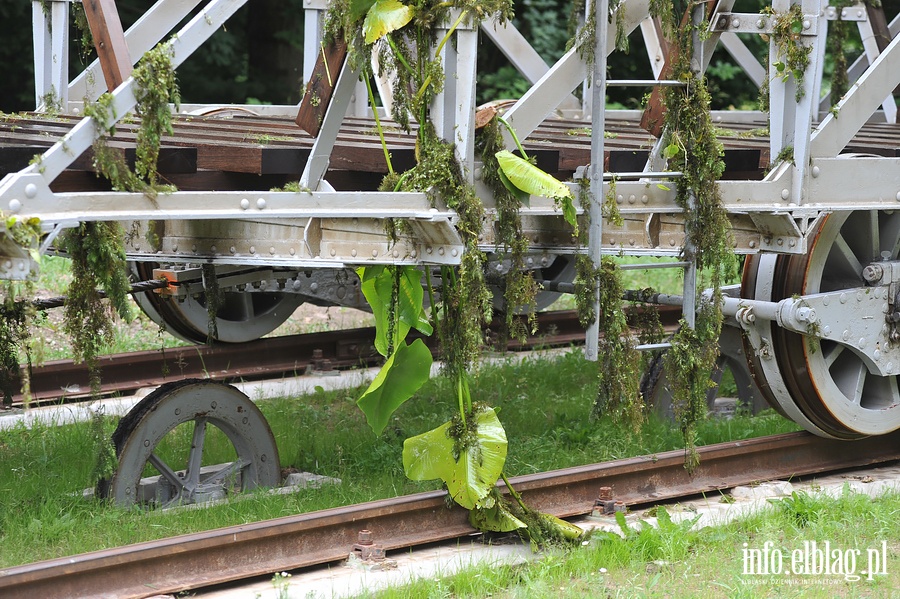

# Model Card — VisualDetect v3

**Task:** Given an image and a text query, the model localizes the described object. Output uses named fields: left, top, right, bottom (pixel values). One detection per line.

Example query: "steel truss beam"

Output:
left=4, top=0, right=900, bottom=277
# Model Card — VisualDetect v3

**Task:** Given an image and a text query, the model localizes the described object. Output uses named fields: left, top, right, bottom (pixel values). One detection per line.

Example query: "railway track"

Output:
left=2, top=430, right=899, bottom=598
left=10, top=307, right=678, bottom=408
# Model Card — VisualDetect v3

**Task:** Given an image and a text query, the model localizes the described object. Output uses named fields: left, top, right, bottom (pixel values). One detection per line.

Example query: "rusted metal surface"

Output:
left=14, top=307, right=680, bottom=406
left=1, top=430, right=898, bottom=598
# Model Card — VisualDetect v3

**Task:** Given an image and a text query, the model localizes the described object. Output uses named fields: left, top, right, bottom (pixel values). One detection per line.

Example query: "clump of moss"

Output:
left=132, top=44, right=180, bottom=186
left=478, top=116, right=539, bottom=343
left=402, top=123, right=491, bottom=379
left=0, top=217, right=43, bottom=407
left=768, top=4, right=813, bottom=102
left=571, top=177, right=643, bottom=430
left=657, top=4, right=737, bottom=470
left=60, top=222, right=133, bottom=395
left=84, top=43, right=180, bottom=194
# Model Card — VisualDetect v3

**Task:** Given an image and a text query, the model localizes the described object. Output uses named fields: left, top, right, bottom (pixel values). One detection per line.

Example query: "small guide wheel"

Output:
left=98, top=379, right=281, bottom=508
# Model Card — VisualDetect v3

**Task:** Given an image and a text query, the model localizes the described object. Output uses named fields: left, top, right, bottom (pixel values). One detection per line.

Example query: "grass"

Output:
left=0, top=350, right=801, bottom=568
left=365, top=488, right=900, bottom=598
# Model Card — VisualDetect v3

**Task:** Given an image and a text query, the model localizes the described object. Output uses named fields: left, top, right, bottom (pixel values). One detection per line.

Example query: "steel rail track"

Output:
left=1, top=430, right=898, bottom=598
left=11, top=307, right=678, bottom=408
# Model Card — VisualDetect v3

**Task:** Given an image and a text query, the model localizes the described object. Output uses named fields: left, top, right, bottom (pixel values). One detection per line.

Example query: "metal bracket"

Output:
left=727, top=286, right=899, bottom=376
left=709, top=12, right=820, bottom=35
left=824, top=4, right=869, bottom=22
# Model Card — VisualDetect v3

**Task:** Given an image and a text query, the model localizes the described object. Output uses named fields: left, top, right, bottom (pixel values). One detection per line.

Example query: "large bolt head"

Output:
left=863, top=264, right=884, bottom=283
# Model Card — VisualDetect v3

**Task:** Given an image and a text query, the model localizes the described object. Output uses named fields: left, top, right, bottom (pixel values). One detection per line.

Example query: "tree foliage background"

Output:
left=1, top=0, right=894, bottom=114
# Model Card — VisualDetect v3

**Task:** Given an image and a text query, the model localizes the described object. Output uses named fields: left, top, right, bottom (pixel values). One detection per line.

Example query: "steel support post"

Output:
left=299, top=62, right=359, bottom=191
left=32, top=0, right=70, bottom=110
left=585, top=0, right=609, bottom=361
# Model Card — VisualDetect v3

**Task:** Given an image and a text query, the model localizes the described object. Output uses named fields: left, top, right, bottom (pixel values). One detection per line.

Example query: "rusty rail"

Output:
left=14, top=307, right=678, bottom=406
left=2, top=430, right=898, bottom=598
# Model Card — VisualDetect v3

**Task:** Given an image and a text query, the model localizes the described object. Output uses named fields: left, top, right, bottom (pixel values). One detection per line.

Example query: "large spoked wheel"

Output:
left=744, top=211, right=900, bottom=437
left=98, top=379, right=281, bottom=508
left=131, top=262, right=302, bottom=343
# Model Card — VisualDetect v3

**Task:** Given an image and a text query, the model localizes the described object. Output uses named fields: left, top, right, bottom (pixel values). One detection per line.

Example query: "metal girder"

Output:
left=123, top=215, right=464, bottom=267
left=480, top=16, right=580, bottom=110
left=299, top=60, right=359, bottom=191
left=501, top=0, right=651, bottom=148
left=70, top=0, right=205, bottom=105
left=719, top=32, right=766, bottom=87
left=431, top=10, right=478, bottom=181
left=16, top=0, right=247, bottom=189
left=811, top=28, right=900, bottom=157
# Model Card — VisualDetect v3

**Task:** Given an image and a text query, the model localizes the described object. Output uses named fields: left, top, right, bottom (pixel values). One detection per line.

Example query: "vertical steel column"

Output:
left=303, top=0, right=326, bottom=84
left=679, top=3, right=710, bottom=330
left=32, top=1, right=52, bottom=108
left=430, top=11, right=477, bottom=182
left=454, top=26, right=478, bottom=182
left=585, top=0, right=609, bottom=361
left=32, top=0, right=69, bottom=110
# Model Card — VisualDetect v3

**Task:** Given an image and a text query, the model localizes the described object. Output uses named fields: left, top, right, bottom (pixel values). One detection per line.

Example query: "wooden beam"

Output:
left=82, top=0, right=133, bottom=91
left=296, top=40, right=349, bottom=136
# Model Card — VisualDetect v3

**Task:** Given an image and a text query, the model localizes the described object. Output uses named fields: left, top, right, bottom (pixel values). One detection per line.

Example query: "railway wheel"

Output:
left=131, top=262, right=302, bottom=343
left=743, top=210, right=900, bottom=438
left=98, top=379, right=281, bottom=508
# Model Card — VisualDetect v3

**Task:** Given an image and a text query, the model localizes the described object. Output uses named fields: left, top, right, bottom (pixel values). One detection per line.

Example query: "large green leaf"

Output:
left=402, top=406, right=508, bottom=509
left=357, top=338, right=433, bottom=436
left=497, top=166, right=530, bottom=206
left=349, top=0, right=377, bottom=22
left=358, top=265, right=396, bottom=356
left=495, top=150, right=572, bottom=201
left=358, top=265, right=430, bottom=357
left=363, top=0, right=413, bottom=44
left=469, top=500, right=527, bottom=532
left=398, top=266, right=433, bottom=336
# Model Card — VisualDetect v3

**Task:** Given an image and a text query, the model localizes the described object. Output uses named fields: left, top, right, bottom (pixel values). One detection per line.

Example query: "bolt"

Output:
left=796, top=306, right=816, bottom=323
left=863, top=264, right=884, bottom=283
left=599, top=486, right=613, bottom=500
left=312, top=349, right=324, bottom=359
left=358, top=530, right=373, bottom=545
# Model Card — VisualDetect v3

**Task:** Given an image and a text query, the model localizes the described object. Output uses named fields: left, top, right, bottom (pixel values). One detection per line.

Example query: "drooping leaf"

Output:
left=349, top=0, right=377, bottom=22
left=357, top=338, right=433, bottom=436
left=358, top=265, right=396, bottom=356
left=558, top=195, right=577, bottom=230
left=358, top=265, right=430, bottom=356
left=470, top=500, right=527, bottom=532
left=495, top=150, right=572, bottom=201
left=497, top=166, right=530, bottom=206
left=536, top=512, right=584, bottom=540
left=363, top=0, right=413, bottom=44
left=402, top=406, right=508, bottom=509
left=662, top=143, right=680, bottom=159
left=398, top=266, right=433, bottom=336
